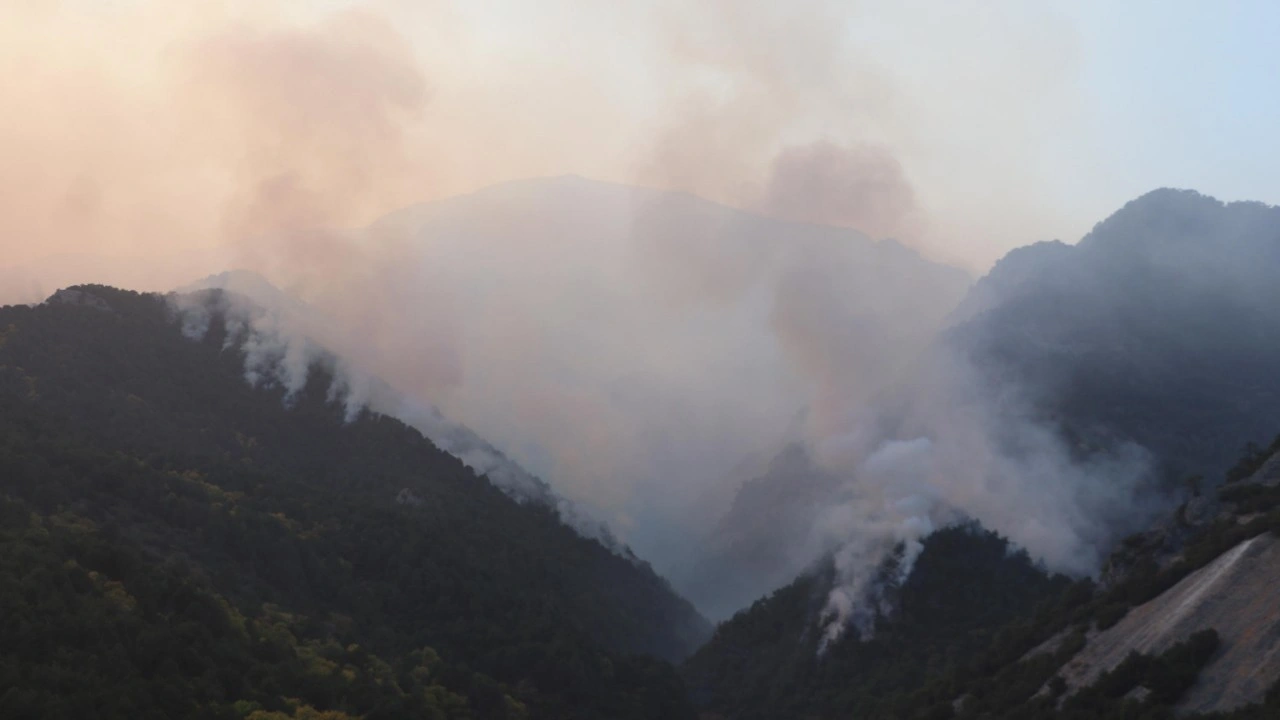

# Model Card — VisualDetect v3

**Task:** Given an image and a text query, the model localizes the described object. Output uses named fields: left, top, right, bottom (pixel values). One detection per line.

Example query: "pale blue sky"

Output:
left=1062, top=1, right=1280, bottom=206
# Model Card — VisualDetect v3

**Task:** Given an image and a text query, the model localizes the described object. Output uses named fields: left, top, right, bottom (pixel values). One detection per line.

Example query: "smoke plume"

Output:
left=0, top=0, right=1178, bottom=629
left=760, top=141, right=924, bottom=242
left=807, top=347, right=1157, bottom=645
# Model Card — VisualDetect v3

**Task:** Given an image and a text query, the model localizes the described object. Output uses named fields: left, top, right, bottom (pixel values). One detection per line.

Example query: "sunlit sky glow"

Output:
left=3, top=0, right=1279, bottom=276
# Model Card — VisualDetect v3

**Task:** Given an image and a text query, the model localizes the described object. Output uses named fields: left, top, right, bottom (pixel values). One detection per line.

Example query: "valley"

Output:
left=4, top=186, right=1280, bottom=718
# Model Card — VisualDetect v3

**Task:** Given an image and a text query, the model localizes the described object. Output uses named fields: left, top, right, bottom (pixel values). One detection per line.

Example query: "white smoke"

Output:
left=168, top=275, right=635, bottom=558
left=161, top=188, right=1163, bottom=639
left=810, top=438, right=946, bottom=647
left=808, top=347, right=1155, bottom=646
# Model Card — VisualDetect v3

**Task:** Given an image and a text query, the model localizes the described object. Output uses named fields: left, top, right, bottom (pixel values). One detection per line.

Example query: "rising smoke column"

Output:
left=806, top=343, right=1158, bottom=646
left=170, top=276, right=641, bottom=557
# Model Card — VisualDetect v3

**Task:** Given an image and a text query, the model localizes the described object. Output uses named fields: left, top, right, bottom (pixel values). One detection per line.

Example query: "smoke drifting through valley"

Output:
left=171, top=275, right=634, bottom=555
left=0, top=0, right=1185, bottom=631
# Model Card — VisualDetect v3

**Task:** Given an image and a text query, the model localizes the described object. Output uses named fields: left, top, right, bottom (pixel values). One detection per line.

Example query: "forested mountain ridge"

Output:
left=694, top=187, right=1280, bottom=629
left=949, top=188, right=1280, bottom=478
left=362, top=174, right=974, bottom=600
left=684, top=439, right=1280, bottom=719
left=0, top=285, right=708, bottom=719
left=682, top=525, right=1073, bottom=719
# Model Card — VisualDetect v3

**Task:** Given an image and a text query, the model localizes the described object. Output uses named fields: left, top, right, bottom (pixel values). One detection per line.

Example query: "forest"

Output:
left=5, top=286, right=1280, bottom=719
left=0, top=286, right=705, bottom=719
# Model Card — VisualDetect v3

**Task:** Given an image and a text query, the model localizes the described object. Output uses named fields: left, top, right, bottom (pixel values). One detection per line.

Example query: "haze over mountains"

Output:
left=165, top=180, right=1280, bottom=633
left=954, top=188, right=1280, bottom=476
left=5, top=177, right=1280, bottom=718
left=9, top=1, right=1280, bottom=717
left=10, top=178, right=1280, bottom=631
left=694, top=188, right=1280, bottom=622
left=0, top=284, right=712, bottom=718
left=154, top=175, right=972, bottom=607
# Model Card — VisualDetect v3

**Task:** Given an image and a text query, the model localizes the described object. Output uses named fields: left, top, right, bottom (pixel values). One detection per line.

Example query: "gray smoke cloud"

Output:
left=805, top=345, right=1157, bottom=645
left=2, top=0, right=1184, bottom=630
left=166, top=175, right=1164, bottom=643
left=169, top=274, right=637, bottom=557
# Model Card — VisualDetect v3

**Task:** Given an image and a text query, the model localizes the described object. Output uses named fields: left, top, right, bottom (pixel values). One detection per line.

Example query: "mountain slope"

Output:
left=677, top=443, right=844, bottom=621
left=182, top=269, right=634, bottom=557
left=1052, top=435, right=1280, bottom=716
left=684, top=439, right=1280, bottom=719
left=356, top=175, right=974, bottom=594
left=683, top=525, right=1072, bottom=719
left=683, top=189, right=1280, bottom=718
left=0, top=285, right=708, bottom=719
left=950, top=188, right=1280, bottom=477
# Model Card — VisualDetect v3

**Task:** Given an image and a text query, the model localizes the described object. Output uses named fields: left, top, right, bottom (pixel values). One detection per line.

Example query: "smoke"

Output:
left=635, top=2, right=923, bottom=244
left=1, top=0, right=1173, bottom=626
left=807, top=344, right=1158, bottom=645
left=761, top=141, right=924, bottom=243
left=0, top=0, right=1089, bottom=297
left=171, top=277, right=636, bottom=556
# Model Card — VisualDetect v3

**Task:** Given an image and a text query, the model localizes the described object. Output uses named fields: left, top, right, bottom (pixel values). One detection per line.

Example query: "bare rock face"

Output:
left=1061, top=533, right=1280, bottom=714
left=1101, top=456, right=1280, bottom=590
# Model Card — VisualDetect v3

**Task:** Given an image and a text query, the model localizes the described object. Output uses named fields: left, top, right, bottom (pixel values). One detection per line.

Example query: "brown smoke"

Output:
left=180, top=11, right=430, bottom=259
left=760, top=140, right=924, bottom=241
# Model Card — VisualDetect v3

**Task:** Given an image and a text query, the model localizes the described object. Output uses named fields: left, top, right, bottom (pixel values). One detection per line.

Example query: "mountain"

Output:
left=683, top=437, right=1280, bottom=719
left=695, top=188, right=1280, bottom=624
left=183, top=270, right=635, bottom=557
left=0, top=285, right=709, bottom=719
left=682, top=188, right=1280, bottom=719
left=677, top=443, right=844, bottom=622
left=950, top=188, right=1280, bottom=477
left=352, top=175, right=974, bottom=595
left=683, top=524, right=1073, bottom=719
left=9, top=186, right=1279, bottom=718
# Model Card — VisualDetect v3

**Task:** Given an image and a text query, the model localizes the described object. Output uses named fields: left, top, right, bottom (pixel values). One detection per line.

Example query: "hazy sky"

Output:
left=405, top=0, right=1280, bottom=264
left=3, top=0, right=1278, bottom=291
left=408, top=0, right=1280, bottom=266
left=1053, top=1, right=1280, bottom=219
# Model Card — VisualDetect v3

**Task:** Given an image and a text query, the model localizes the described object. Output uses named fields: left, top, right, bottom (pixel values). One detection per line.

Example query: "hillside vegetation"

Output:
left=685, top=439, right=1280, bottom=719
left=0, top=286, right=707, bottom=720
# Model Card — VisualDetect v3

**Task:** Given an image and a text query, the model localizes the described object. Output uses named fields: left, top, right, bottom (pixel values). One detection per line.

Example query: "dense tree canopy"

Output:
left=5, top=284, right=1280, bottom=719
left=685, top=441, right=1280, bottom=720
left=0, top=286, right=706, bottom=719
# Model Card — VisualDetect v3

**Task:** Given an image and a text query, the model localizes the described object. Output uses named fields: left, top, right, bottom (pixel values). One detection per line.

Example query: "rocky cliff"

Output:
left=1058, top=444, right=1280, bottom=715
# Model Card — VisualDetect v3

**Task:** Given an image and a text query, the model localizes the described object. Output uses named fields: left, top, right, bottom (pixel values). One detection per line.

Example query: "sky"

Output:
left=3, top=0, right=1279, bottom=295
left=425, top=0, right=1280, bottom=264
left=446, top=0, right=1280, bottom=266
left=1059, top=1, right=1280, bottom=212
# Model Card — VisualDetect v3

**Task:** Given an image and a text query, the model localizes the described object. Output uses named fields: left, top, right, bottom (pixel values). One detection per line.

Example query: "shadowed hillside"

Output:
left=684, top=437, right=1280, bottom=719
left=951, top=189, right=1280, bottom=478
left=0, top=285, right=708, bottom=719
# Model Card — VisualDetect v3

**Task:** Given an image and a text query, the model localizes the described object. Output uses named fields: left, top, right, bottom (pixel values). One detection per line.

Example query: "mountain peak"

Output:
left=1080, top=187, right=1280, bottom=254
